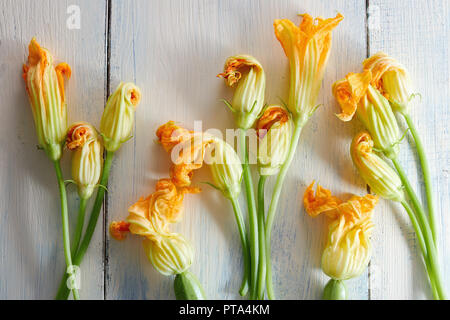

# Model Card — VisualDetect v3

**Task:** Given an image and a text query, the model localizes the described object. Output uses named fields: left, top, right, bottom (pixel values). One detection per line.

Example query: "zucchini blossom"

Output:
left=205, top=138, right=243, bottom=200
left=66, top=122, right=103, bottom=199
left=218, top=55, right=266, bottom=129
left=274, top=13, right=343, bottom=124
left=351, top=132, right=405, bottom=202
left=22, top=38, right=71, bottom=161
left=256, top=105, right=293, bottom=176
left=100, top=82, right=141, bottom=152
left=363, top=52, right=413, bottom=115
left=304, top=182, right=378, bottom=280
left=333, top=70, right=401, bottom=159
left=110, top=179, right=200, bottom=276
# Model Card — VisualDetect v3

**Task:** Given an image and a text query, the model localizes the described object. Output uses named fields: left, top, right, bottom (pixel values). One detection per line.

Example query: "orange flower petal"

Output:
left=303, top=181, right=342, bottom=218
left=109, top=221, right=130, bottom=240
left=66, top=122, right=95, bottom=150
left=217, top=56, right=262, bottom=87
left=156, top=121, right=193, bottom=152
left=363, top=52, right=405, bottom=94
left=125, top=179, right=200, bottom=240
left=55, top=62, right=71, bottom=104
left=256, top=106, right=289, bottom=139
left=332, top=70, right=372, bottom=121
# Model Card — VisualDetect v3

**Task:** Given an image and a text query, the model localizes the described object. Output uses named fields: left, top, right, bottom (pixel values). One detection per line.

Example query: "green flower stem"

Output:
left=71, top=197, right=88, bottom=254
left=239, top=129, right=258, bottom=299
left=403, top=113, right=437, bottom=244
left=392, top=158, right=446, bottom=299
left=265, top=122, right=303, bottom=300
left=53, top=160, right=80, bottom=300
left=391, top=157, right=428, bottom=238
left=55, top=151, right=115, bottom=300
left=229, top=196, right=250, bottom=297
left=256, top=175, right=267, bottom=300
left=401, top=200, right=439, bottom=299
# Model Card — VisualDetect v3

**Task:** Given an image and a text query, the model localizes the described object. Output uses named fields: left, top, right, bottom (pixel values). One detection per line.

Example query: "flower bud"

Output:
left=333, top=71, right=401, bottom=159
left=351, top=132, right=405, bottom=202
left=218, top=55, right=266, bottom=129
left=363, top=52, right=413, bottom=114
left=256, top=105, right=293, bottom=176
left=22, top=38, right=71, bottom=161
left=100, top=82, right=141, bottom=151
left=274, top=14, right=343, bottom=124
left=304, top=182, right=378, bottom=280
left=66, top=122, right=103, bottom=199
left=143, top=233, right=194, bottom=276
left=205, top=138, right=243, bottom=200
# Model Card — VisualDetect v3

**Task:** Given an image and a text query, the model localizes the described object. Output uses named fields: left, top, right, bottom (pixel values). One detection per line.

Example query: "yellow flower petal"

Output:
left=274, top=13, right=343, bottom=121
left=332, top=70, right=372, bottom=121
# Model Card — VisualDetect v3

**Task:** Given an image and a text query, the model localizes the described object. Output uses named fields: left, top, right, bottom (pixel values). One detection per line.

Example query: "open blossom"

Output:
left=100, top=82, right=141, bottom=152
left=67, top=122, right=103, bottom=199
left=274, top=13, right=343, bottom=124
left=218, top=55, right=266, bottom=129
left=351, top=132, right=405, bottom=202
left=304, top=182, right=378, bottom=280
left=256, top=105, right=293, bottom=176
left=363, top=52, right=413, bottom=114
left=22, top=38, right=71, bottom=161
left=332, top=70, right=401, bottom=159
left=110, top=179, right=199, bottom=275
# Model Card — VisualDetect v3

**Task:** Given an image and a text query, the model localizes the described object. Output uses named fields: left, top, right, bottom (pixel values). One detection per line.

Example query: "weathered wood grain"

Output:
left=0, top=0, right=448, bottom=300
left=367, top=0, right=449, bottom=300
left=105, top=0, right=369, bottom=300
left=0, top=0, right=106, bottom=299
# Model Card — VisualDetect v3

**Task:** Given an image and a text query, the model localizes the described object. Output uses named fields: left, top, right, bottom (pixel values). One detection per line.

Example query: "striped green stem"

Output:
left=256, top=175, right=268, bottom=299
left=71, top=197, right=88, bottom=254
left=238, top=129, right=258, bottom=299
left=265, top=123, right=303, bottom=300
left=53, top=160, right=80, bottom=300
left=402, top=112, right=437, bottom=244
left=392, top=158, right=446, bottom=299
left=55, top=151, right=115, bottom=300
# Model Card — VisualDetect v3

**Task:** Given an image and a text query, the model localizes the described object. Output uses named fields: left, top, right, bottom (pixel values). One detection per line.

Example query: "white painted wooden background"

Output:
left=0, top=0, right=448, bottom=300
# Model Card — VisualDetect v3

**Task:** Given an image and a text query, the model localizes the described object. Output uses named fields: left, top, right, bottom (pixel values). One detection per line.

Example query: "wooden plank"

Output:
left=106, top=0, right=368, bottom=299
left=0, top=0, right=106, bottom=299
left=367, top=0, right=449, bottom=299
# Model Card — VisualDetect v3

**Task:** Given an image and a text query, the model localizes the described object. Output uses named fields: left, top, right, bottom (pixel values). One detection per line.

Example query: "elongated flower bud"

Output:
left=274, top=14, right=343, bottom=124
left=100, top=82, right=141, bottom=151
left=66, top=122, right=103, bottom=199
left=143, top=234, right=194, bottom=276
left=218, top=55, right=266, bottom=129
left=333, top=71, right=401, bottom=159
left=205, top=138, right=243, bottom=200
left=22, top=38, right=71, bottom=161
left=256, top=105, right=293, bottom=176
left=304, top=182, right=378, bottom=280
left=363, top=52, right=413, bottom=114
left=351, top=132, right=405, bottom=202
